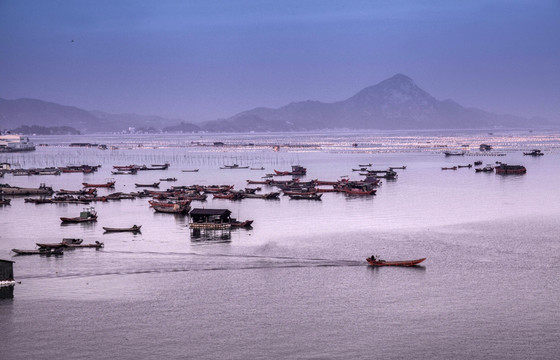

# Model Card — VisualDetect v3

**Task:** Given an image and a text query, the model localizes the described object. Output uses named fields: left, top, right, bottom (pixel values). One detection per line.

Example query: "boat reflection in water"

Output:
left=0, top=285, right=14, bottom=300
left=190, top=228, right=232, bottom=243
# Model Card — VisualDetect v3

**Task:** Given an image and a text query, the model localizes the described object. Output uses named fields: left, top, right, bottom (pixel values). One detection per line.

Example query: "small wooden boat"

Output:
left=389, top=166, right=407, bottom=170
left=474, top=161, right=483, bottom=166
left=475, top=166, right=494, bottom=172
left=135, top=182, right=160, bottom=188
left=60, top=207, right=97, bottom=223
left=36, top=241, right=104, bottom=249
left=0, top=198, right=12, bottom=206
left=250, top=167, right=265, bottom=170
left=103, top=225, right=142, bottom=232
left=457, top=164, right=472, bottom=168
left=213, top=193, right=244, bottom=200
left=182, top=169, right=199, bottom=172
left=160, top=178, right=177, bottom=181
left=152, top=204, right=190, bottom=214
left=366, top=256, right=426, bottom=267
left=444, top=151, right=465, bottom=156
left=344, top=188, right=376, bottom=195
left=288, top=193, right=322, bottom=200
left=112, top=170, right=137, bottom=175
left=523, top=149, right=544, bottom=156
left=230, top=219, right=254, bottom=228
left=140, top=164, right=169, bottom=171
left=220, top=164, right=249, bottom=169
left=82, top=181, right=115, bottom=188
left=246, top=179, right=272, bottom=185
left=441, top=166, right=457, bottom=170
left=12, top=247, right=64, bottom=255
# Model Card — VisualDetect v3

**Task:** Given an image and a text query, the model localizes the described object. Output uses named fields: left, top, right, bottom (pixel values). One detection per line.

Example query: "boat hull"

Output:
left=366, top=257, right=426, bottom=267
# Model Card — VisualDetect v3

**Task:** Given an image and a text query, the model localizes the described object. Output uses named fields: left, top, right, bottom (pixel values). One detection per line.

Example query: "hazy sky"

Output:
left=1, top=0, right=559, bottom=122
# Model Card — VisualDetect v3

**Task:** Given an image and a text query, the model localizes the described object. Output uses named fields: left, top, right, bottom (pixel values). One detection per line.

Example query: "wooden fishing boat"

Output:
left=24, top=198, right=53, bottom=204
left=358, top=163, right=372, bottom=167
left=112, top=170, right=137, bottom=175
left=441, top=166, right=457, bottom=170
left=213, top=193, right=244, bottom=200
left=60, top=207, right=97, bottom=223
left=344, top=188, right=376, bottom=195
left=246, top=179, right=272, bottom=185
left=475, top=166, right=494, bottom=172
left=274, top=165, right=306, bottom=176
left=220, top=164, right=249, bottom=169
left=389, top=166, right=407, bottom=170
left=474, top=161, right=483, bottom=166
left=152, top=204, right=190, bottom=214
left=457, top=164, right=472, bottom=168
left=495, top=164, right=526, bottom=175
left=444, top=151, right=465, bottom=156
left=230, top=219, right=254, bottom=228
left=103, top=225, right=142, bottom=232
left=58, top=188, right=97, bottom=196
left=139, top=164, right=169, bottom=171
left=82, top=181, right=115, bottom=188
left=135, top=182, right=160, bottom=188
left=366, top=256, right=426, bottom=267
left=0, top=198, right=12, bottom=205
left=243, top=192, right=280, bottom=199
left=181, top=169, right=199, bottom=172
left=160, top=178, right=177, bottom=181
left=523, top=149, right=544, bottom=156
left=0, top=184, right=54, bottom=195
left=36, top=241, right=103, bottom=249
left=288, top=193, right=322, bottom=200
left=12, top=247, right=64, bottom=255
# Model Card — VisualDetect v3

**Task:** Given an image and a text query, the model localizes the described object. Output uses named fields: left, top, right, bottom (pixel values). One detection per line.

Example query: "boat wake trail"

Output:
left=18, top=254, right=364, bottom=281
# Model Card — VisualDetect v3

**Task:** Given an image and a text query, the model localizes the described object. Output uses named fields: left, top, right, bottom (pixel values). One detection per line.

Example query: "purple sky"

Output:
left=1, top=0, right=559, bottom=122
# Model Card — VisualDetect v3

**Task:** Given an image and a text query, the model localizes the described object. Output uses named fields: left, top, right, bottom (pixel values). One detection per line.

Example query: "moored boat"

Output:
left=495, top=164, right=526, bottom=175
left=60, top=207, right=97, bottom=223
left=135, top=182, right=160, bottom=188
left=36, top=241, right=104, bottom=249
left=366, top=256, right=426, bottom=267
left=523, top=149, right=544, bottom=156
left=12, top=247, right=64, bottom=256
left=82, top=180, right=115, bottom=188
left=274, top=165, right=307, bottom=176
left=103, top=225, right=142, bottom=232
left=288, top=193, right=322, bottom=200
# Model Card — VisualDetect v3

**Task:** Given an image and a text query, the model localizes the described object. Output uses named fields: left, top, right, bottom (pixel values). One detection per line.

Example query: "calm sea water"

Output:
left=1, top=131, right=559, bottom=359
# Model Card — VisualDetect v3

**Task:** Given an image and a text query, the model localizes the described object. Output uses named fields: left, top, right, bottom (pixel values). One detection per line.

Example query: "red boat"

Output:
left=366, top=257, right=426, bottom=267
left=83, top=181, right=115, bottom=188
left=274, top=165, right=307, bottom=176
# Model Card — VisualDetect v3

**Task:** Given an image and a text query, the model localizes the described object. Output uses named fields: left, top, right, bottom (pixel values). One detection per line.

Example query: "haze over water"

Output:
left=1, top=131, right=559, bottom=359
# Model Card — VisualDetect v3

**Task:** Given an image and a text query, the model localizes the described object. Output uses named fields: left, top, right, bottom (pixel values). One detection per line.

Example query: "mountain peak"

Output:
left=347, top=73, right=434, bottom=106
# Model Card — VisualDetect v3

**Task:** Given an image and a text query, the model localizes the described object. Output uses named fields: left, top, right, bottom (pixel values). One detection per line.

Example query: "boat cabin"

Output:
left=190, top=208, right=232, bottom=224
left=0, top=162, right=10, bottom=170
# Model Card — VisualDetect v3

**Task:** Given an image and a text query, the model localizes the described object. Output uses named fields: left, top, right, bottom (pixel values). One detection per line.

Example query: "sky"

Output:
left=1, top=0, right=559, bottom=122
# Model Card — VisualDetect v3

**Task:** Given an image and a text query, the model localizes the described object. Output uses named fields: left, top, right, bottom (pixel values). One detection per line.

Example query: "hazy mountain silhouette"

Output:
left=1, top=74, right=554, bottom=133
left=202, top=74, right=552, bottom=131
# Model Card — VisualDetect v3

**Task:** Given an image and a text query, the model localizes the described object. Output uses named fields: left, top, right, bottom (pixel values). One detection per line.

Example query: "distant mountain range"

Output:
left=0, top=74, right=555, bottom=133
